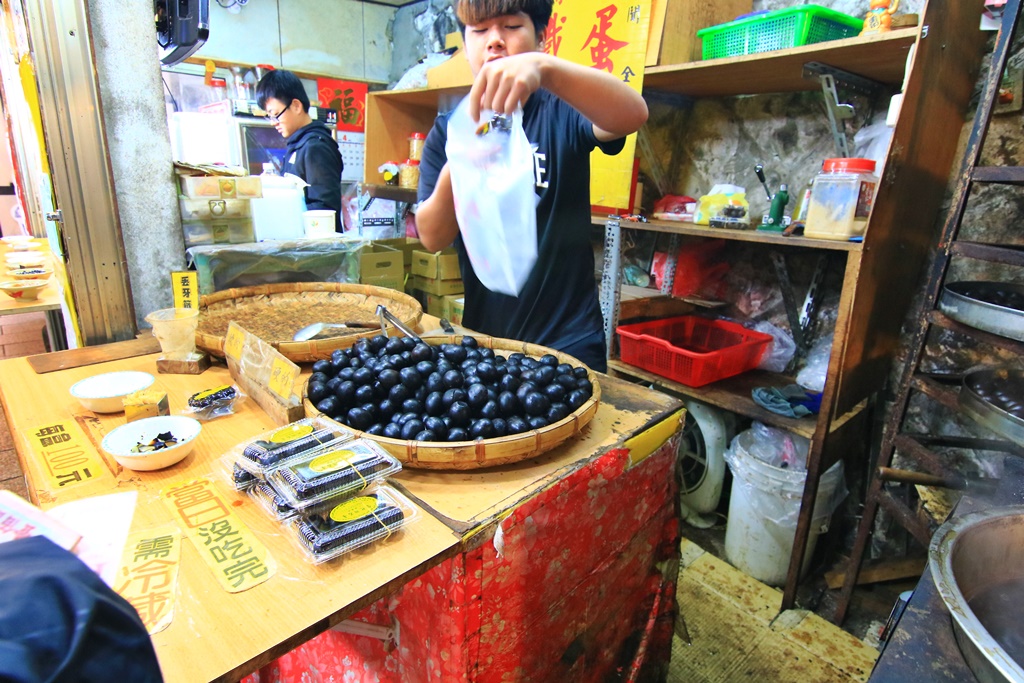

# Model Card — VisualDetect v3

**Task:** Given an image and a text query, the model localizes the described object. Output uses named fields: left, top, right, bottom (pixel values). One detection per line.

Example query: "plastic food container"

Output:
left=804, top=158, right=878, bottom=241
left=399, top=159, right=420, bottom=189
left=228, top=416, right=353, bottom=480
left=408, top=132, right=426, bottom=161
left=288, top=483, right=417, bottom=563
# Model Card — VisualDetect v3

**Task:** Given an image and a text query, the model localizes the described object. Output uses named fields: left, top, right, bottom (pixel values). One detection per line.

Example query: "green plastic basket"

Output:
left=697, top=5, right=863, bottom=61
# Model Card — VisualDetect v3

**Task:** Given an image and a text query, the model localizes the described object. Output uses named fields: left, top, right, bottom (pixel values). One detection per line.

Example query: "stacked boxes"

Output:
left=178, top=175, right=263, bottom=248
left=410, top=248, right=464, bottom=319
left=358, top=244, right=405, bottom=292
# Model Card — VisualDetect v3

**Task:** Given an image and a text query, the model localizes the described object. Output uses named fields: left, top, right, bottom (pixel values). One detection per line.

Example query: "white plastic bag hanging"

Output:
left=446, top=101, right=537, bottom=296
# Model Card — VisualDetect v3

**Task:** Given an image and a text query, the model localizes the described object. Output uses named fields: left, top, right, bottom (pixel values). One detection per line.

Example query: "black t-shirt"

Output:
left=418, top=89, right=625, bottom=352
left=284, top=121, right=344, bottom=231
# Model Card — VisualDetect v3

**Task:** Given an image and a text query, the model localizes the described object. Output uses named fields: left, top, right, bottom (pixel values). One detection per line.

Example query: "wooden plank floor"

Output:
left=669, top=539, right=879, bottom=682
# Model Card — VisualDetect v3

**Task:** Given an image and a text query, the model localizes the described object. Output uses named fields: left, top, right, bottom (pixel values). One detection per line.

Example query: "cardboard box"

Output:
left=424, top=292, right=447, bottom=318
left=359, top=244, right=405, bottom=291
left=411, top=275, right=463, bottom=297
left=411, top=248, right=460, bottom=280
left=443, top=295, right=465, bottom=324
left=373, top=237, right=423, bottom=269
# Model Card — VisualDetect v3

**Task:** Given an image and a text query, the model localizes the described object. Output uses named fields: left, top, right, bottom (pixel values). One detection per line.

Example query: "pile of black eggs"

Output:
left=306, top=335, right=594, bottom=442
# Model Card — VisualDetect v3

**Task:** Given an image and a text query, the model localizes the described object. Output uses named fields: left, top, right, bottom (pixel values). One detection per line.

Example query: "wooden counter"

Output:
left=0, top=342, right=683, bottom=682
left=0, top=239, right=62, bottom=316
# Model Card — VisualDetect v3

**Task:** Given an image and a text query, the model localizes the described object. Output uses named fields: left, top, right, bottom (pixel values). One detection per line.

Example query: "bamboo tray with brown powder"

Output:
left=196, top=283, right=422, bottom=363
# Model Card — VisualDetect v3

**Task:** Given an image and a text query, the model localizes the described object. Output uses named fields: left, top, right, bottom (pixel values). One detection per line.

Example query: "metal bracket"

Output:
left=599, top=216, right=624, bottom=361
left=803, top=62, right=887, bottom=158
left=770, top=252, right=828, bottom=355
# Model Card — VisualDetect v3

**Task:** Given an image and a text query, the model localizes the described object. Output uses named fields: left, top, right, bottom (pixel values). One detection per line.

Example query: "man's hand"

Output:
left=468, top=52, right=546, bottom=122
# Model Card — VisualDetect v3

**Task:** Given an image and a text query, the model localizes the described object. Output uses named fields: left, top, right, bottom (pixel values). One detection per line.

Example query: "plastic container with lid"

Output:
left=408, top=132, right=426, bottom=161
left=803, top=157, right=878, bottom=241
left=399, top=159, right=420, bottom=189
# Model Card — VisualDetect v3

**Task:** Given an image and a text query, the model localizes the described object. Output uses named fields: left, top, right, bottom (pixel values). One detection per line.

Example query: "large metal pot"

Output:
left=930, top=506, right=1024, bottom=683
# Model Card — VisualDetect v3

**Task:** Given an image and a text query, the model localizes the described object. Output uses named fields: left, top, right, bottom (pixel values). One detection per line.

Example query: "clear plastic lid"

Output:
left=248, top=479, right=299, bottom=521
left=230, top=416, right=353, bottom=478
left=288, top=483, right=417, bottom=563
left=267, top=438, right=402, bottom=510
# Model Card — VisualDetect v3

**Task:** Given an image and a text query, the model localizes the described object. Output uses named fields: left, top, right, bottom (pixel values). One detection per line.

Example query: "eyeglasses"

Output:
left=265, top=106, right=288, bottom=123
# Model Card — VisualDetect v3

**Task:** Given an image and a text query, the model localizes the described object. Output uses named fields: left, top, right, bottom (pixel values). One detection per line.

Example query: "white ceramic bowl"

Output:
left=7, top=241, right=42, bottom=251
left=8, top=267, right=52, bottom=281
left=69, top=371, right=155, bottom=413
left=0, top=235, right=33, bottom=244
left=5, top=253, right=46, bottom=268
left=0, top=279, right=48, bottom=301
left=101, top=415, right=201, bottom=471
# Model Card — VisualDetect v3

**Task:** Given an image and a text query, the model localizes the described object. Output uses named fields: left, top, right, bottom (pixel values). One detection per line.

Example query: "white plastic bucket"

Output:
left=303, top=210, right=337, bottom=238
left=724, top=430, right=845, bottom=586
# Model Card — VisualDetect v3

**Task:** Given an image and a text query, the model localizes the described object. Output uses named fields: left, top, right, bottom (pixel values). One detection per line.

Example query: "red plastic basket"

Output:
left=617, top=316, right=772, bottom=387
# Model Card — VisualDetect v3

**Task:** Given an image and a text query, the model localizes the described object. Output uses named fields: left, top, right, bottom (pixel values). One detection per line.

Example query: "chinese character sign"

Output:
left=171, top=271, right=198, bottom=310
left=115, top=528, right=182, bottom=634
left=544, top=0, right=650, bottom=210
left=28, top=421, right=109, bottom=491
left=317, top=78, right=368, bottom=133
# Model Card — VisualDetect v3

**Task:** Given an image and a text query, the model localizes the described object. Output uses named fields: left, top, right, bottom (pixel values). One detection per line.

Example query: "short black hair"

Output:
left=256, top=70, right=309, bottom=112
left=453, top=0, right=552, bottom=42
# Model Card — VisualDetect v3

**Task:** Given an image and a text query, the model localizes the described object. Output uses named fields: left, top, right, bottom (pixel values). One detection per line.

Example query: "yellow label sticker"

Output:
left=171, top=271, right=199, bottom=310
left=309, top=449, right=355, bottom=474
left=223, top=323, right=246, bottom=361
left=160, top=478, right=275, bottom=593
left=329, top=496, right=378, bottom=523
left=114, top=527, right=181, bottom=634
left=268, top=356, right=298, bottom=401
left=28, top=421, right=110, bottom=491
left=191, top=385, right=231, bottom=403
left=269, top=423, right=314, bottom=444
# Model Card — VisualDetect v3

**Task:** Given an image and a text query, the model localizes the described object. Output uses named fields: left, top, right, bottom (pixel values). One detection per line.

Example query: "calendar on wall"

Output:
left=337, top=132, right=365, bottom=182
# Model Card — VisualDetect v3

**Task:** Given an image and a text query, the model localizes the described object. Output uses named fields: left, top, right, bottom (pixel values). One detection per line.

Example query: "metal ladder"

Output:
left=834, top=0, right=1024, bottom=625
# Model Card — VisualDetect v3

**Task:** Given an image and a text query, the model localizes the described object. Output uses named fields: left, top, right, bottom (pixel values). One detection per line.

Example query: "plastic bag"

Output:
left=750, top=320, right=796, bottom=373
left=796, top=337, right=832, bottom=393
left=853, top=121, right=894, bottom=180
left=184, top=384, right=245, bottom=421
left=446, top=103, right=537, bottom=296
left=693, top=184, right=748, bottom=227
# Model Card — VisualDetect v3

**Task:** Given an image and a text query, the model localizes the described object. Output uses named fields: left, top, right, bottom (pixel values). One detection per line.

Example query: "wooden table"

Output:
left=0, top=345, right=683, bottom=682
left=0, top=239, right=65, bottom=350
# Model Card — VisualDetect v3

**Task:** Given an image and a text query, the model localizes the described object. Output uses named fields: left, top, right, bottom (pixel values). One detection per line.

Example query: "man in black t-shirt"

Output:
left=416, top=0, right=648, bottom=371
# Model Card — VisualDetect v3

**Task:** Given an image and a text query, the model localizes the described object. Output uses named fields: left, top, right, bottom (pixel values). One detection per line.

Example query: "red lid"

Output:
left=256, top=64, right=275, bottom=71
left=409, top=132, right=426, bottom=140
left=403, top=159, right=420, bottom=166
left=822, top=157, right=876, bottom=173
left=210, top=77, right=227, bottom=87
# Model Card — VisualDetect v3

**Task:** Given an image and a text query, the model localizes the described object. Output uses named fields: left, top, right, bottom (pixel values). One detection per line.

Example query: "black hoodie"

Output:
left=283, top=120, right=344, bottom=231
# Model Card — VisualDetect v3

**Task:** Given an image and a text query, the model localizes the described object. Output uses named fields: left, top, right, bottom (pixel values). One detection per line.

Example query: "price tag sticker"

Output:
left=268, top=357, right=298, bottom=401
left=223, top=323, right=245, bottom=362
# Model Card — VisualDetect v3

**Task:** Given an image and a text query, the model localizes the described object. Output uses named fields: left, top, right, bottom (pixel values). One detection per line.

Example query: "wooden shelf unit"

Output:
left=362, top=0, right=988, bottom=610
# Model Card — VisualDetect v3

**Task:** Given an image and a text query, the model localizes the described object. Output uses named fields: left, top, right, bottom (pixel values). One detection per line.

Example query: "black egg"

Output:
left=516, top=381, right=537, bottom=403
left=447, top=427, right=469, bottom=442
left=399, top=367, right=423, bottom=390
left=436, top=359, right=454, bottom=375
left=325, top=377, right=343, bottom=393
left=414, top=430, right=437, bottom=442
left=334, top=380, right=356, bottom=404
left=469, top=419, right=494, bottom=440
left=400, top=419, right=425, bottom=440
left=383, top=422, right=402, bottom=439
left=315, top=396, right=339, bottom=416
left=396, top=411, right=419, bottom=425
left=543, top=383, right=567, bottom=403
left=369, top=334, right=389, bottom=352
left=426, top=371, right=446, bottom=394
left=467, top=383, right=489, bottom=410
left=348, top=356, right=363, bottom=369
left=388, top=383, right=411, bottom=404
left=378, top=398, right=397, bottom=421
left=377, top=368, right=401, bottom=389
left=424, top=391, right=445, bottom=416
left=509, top=353, right=525, bottom=363
left=576, top=378, right=593, bottom=394
left=415, top=360, right=436, bottom=376
left=307, top=382, right=328, bottom=404
left=448, top=400, right=471, bottom=427
left=411, top=343, right=434, bottom=363
left=547, top=403, right=569, bottom=422
left=539, top=354, right=558, bottom=367
left=523, top=392, right=551, bottom=417
left=491, top=417, right=508, bottom=437
left=385, top=336, right=406, bottom=355
left=442, top=344, right=467, bottom=364
left=309, top=372, right=330, bottom=386
left=312, top=359, right=332, bottom=375
left=533, top=366, right=556, bottom=385
left=402, top=398, right=423, bottom=414
left=522, top=357, right=539, bottom=370
left=354, top=384, right=375, bottom=405
left=365, top=423, right=385, bottom=436
left=556, top=363, right=574, bottom=375
left=346, top=407, right=373, bottom=431
left=499, top=374, right=520, bottom=393
left=506, top=416, right=529, bottom=434
left=567, top=389, right=590, bottom=410
left=573, top=366, right=589, bottom=379
left=478, top=347, right=494, bottom=361
left=337, top=367, right=356, bottom=382
left=557, top=374, right=577, bottom=389
left=353, top=367, right=374, bottom=386
left=443, top=388, right=467, bottom=407
left=330, top=355, right=350, bottom=373
left=461, top=336, right=479, bottom=349
left=498, top=391, right=519, bottom=416
left=443, top=369, right=465, bottom=389
left=479, top=400, right=500, bottom=420
left=476, top=362, right=498, bottom=383
left=528, top=416, right=549, bottom=430
left=425, top=416, right=448, bottom=439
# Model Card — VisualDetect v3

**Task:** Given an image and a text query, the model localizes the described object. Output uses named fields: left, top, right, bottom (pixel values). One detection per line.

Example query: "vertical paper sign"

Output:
left=28, top=421, right=110, bottom=491
left=544, top=0, right=651, bottom=211
left=171, top=271, right=199, bottom=310
left=115, top=527, right=182, bottom=634
left=317, top=78, right=368, bottom=132
left=160, top=478, right=275, bottom=593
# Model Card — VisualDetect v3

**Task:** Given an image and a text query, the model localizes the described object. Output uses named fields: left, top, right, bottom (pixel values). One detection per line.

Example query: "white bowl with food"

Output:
left=69, top=370, right=155, bottom=413
left=101, top=415, right=202, bottom=471
left=7, top=241, right=42, bottom=251
left=4, top=253, right=46, bottom=269
left=8, top=267, right=52, bottom=281
left=0, top=235, right=34, bottom=245
left=0, top=279, right=48, bottom=301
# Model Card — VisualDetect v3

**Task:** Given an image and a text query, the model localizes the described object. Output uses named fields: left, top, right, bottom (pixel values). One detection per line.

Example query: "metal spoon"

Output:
left=292, top=322, right=372, bottom=342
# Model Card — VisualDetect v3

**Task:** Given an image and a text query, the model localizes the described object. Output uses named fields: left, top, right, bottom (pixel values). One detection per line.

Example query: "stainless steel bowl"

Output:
left=930, top=506, right=1024, bottom=683
left=939, top=281, right=1024, bottom=341
left=959, top=367, right=1024, bottom=445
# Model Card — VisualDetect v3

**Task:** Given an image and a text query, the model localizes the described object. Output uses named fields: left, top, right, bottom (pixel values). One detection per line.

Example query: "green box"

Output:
left=410, top=274, right=464, bottom=297
left=411, top=248, right=461, bottom=280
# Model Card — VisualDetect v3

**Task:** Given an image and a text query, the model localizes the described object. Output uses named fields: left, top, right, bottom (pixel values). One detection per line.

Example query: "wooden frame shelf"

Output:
left=594, top=215, right=862, bottom=252
left=644, top=28, right=917, bottom=97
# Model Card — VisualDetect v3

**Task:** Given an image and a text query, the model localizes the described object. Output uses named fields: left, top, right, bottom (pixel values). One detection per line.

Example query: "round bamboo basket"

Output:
left=196, top=283, right=422, bottom=363
left=303, top=334, right=601, bottom=470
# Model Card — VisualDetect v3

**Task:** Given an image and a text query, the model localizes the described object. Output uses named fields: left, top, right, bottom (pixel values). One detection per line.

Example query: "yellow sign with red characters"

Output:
left=544, top=0, right=651, bottom=211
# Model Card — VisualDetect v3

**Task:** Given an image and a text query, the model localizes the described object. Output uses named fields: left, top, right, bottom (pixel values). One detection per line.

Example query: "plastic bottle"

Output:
left=408, top=133, right=426, bottom=162
left=804, top=158, right=879, bottom=241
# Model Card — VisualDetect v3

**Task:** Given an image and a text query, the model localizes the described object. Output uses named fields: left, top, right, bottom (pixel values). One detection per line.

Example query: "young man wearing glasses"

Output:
left=256, top=69, right=344, bottom=231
